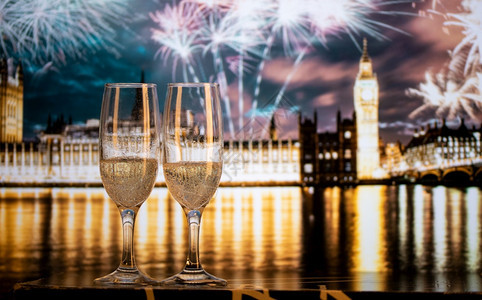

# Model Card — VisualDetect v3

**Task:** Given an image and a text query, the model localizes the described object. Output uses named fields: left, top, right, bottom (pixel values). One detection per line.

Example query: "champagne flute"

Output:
left=161, top=82, right=226, bottom=286
left=95, top=83, right=160, bottom=285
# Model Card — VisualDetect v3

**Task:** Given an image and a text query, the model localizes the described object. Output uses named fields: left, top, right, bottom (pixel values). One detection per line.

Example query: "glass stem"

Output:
left=119, top=208, right=137, bottom=271
left=185, top=210, right=202, bottom=271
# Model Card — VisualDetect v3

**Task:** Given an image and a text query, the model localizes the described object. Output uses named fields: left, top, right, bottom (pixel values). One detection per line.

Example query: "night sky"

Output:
left=13, top=0, right=472, bottom=145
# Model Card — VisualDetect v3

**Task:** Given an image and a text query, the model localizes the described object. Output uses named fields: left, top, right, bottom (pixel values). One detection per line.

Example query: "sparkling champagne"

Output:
left=100, top=157, right=158, bottom=208
left=163, top=161, right=222, bottom=210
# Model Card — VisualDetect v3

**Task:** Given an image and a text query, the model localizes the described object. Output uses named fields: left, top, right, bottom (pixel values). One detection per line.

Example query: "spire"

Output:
left=132, top=71, right=145, bottom=120
left=361, top=38, right=371, bottom=63
left=269, top=114, right=277, bottom=141
left=16, top=61, right=23, bottom=83
left=140, top=69, right=145, bottom=83
left=459, top=117, right=468, bottom=131
left=357, top=38, right=373, bottom=78
left=1, top=58, right=7, bottom=78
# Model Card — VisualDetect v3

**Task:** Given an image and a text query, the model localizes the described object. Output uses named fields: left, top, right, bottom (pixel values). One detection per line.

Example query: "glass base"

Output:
left=94, top=268, right=159, bottom=285
left=161, top=269, right=227, bottom=287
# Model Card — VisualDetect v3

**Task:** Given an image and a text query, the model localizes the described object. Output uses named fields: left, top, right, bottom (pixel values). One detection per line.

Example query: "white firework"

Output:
left=150, top=3, right=202, bottom=65
left=1, top=0, right=130, bottom=65
left=407, top=69, right=482, bottom=121
left=445, top=0, right=482, bottom=74
left=150, top=0, right=420, bottom=137
left=409, top=0, right=482, bottom=122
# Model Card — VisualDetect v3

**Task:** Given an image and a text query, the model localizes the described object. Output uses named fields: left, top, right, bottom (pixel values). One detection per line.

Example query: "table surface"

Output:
left=11, top=273, right=482, bottom=300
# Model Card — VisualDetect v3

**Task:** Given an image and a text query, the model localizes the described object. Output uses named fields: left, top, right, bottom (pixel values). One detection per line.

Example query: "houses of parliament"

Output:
left=1, top=41, right=481, bottom=186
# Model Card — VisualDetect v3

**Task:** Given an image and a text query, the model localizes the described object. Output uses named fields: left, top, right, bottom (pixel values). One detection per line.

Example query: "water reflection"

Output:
left=300, top=185, right=482, bottom=291
left=0, top=185, right=481, bottom=292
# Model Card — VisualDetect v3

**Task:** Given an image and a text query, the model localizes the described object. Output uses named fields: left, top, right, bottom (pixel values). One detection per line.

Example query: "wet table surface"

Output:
left=11, top=273, right=482, bottom=300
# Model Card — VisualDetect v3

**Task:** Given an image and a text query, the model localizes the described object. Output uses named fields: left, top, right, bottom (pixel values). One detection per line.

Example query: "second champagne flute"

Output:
left=161, top=82, right=226, bottom=286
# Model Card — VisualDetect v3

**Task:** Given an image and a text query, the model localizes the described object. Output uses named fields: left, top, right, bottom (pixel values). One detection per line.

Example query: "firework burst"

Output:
left=1, top=0, right=131, bottom=66
left=150, top=2, right=204, bottom=80
left=408, top=44, right=482, bottom=120
left=0, top=1, right=19, bottom=56
left=250, top=0, right=313, bottom=130
left=150, top=0, right=418, bottom=139
left=445, top=0, right=482, bottom=74
left=409, top=0, right=482, bottom=122
left=407, top=69, right=482, bottom=121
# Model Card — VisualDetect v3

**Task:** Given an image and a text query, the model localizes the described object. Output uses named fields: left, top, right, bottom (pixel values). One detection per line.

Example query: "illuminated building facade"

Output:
left=1, top=113, right=481, bottom=184
left=381, top=142, right=405, bottom=174
left=353, top=39, right=381, bottom=179
left=403, top=119, right=481, bottom=172
left=299, top=111, right=357, bottom=185
left=0, top=117, right=100, bottom=183
left=0, top=116, right=300, bottom=184
left=222, top=138, right=299, bottom=183
left=0, top=59, right=23, bottom=143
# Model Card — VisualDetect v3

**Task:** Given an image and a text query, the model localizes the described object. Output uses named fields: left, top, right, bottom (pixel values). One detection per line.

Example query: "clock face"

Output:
left=361, top=89, right=373, bottom=101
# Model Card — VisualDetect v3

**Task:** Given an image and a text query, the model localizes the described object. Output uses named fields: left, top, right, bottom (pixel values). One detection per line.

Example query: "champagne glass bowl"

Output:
left=161, top=82, right=226, bottom=286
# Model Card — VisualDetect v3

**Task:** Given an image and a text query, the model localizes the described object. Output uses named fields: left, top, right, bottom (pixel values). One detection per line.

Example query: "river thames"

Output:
left=1, top=185, right=481, bottom=297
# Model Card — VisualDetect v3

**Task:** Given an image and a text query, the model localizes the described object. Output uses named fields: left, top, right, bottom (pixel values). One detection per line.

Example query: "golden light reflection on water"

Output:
left=433, top=186, right=447, bottom=271
left=0, top=185, right=481, bottom=288
left=194, top=187, right=303, bottom=275
left=467, top=187, right=480, bottom=271
left=398, top=185, right=407, bottom=263
left=353, top=186, right=386, bottom=273
left=448, top=188, right=463, bottom=269
left=413, top=185, right=424, bottom=264
left=322, top=187, right=341, bottom=268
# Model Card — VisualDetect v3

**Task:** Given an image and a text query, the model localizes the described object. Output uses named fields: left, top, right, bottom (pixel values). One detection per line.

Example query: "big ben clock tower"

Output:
left=354, top=38, right=380, bottom=180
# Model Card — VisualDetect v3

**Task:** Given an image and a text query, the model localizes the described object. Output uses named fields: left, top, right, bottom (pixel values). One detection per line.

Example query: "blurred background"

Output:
left=0, top=0, right=481, bottom=298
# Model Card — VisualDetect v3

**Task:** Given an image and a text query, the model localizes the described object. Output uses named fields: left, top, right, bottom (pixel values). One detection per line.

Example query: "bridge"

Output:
left=391, top=158, right=482, bottom=186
